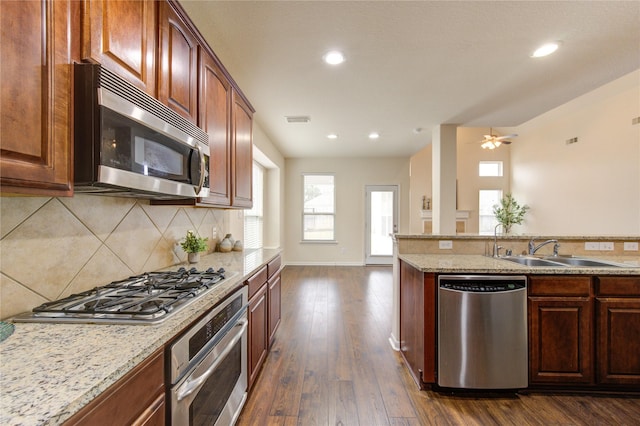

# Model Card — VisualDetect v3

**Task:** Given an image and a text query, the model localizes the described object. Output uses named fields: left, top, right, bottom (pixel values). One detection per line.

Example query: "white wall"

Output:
left=509, top=69, right=640, bottom=235
left=284, top=157, right=410, bottom=265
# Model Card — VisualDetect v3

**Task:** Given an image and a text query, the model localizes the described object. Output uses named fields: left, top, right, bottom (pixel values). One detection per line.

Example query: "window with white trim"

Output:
left=478, top=189, right=502, bottom=235
left=303, top=174, right=335, bottom=241
left=479, top=161, right=503, bottom=177
left=244, top=162, right=264, bottom=249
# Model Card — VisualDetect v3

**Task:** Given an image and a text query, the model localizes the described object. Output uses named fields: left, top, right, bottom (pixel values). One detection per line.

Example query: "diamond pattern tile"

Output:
left=60, top=195, right=135, bottom=241
left=104, top=205, right=162, bottom=274
left=0, top=200, right=101, bottom=300
left=61, top=245, right=134, bottom=299
left=0, top=273, right=48, bottom=319
left=141, top=203, right=180, bottom=234
left=0, top=196, right=50, bottom=239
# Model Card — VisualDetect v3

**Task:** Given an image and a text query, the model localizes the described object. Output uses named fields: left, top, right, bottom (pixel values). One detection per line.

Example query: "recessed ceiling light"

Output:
left=327, top=133, right=338, bottom=139
left=369, top=132, right=380, bottom=139
left=323, top=50, right=345, bottom=65
left=531, top=42, right=560, bottom=58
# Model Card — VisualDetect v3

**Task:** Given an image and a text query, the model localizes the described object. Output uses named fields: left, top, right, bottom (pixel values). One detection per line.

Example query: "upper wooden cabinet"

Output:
left=232, top=92, right=254, bottom=208
left=158, top=1, right=198, bottom=123
left=0, top=0, right=77, bottom=196
left=198, top=47, right=232, bottom=206
left=81, top=0, right=157, bottom=96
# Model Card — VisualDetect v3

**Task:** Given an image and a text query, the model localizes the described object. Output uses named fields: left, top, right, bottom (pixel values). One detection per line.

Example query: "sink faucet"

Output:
left=528, top=238, right=560, bottom=256
left=493, top=224, right=503, bottom=257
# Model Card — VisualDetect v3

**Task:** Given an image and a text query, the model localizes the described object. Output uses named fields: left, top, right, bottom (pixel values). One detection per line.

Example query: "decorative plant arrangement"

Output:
left=493, top=193, right=529, bottom=234
left=180, top=230, right=208, bottom=263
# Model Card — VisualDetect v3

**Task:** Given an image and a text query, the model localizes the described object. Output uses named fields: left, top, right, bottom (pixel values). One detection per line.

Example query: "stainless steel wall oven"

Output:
left=168, top=285, right=248, bottom=425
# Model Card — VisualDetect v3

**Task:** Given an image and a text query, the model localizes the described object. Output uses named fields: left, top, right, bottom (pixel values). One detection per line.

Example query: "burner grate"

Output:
left=28, top=267, right=227, bottom=323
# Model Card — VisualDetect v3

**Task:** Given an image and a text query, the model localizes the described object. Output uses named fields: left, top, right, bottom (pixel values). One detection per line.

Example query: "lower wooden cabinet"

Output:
left=248, top=282, right=268, bottom=390
left=596, top=276, right=640, bottom=386
left=64, top=348, right=165, bottom=426
left=399, top=260, right=436, bottom=388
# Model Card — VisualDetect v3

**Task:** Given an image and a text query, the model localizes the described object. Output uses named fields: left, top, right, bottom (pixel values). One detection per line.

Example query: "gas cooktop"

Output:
left=13, top=267, right=237, bottom=325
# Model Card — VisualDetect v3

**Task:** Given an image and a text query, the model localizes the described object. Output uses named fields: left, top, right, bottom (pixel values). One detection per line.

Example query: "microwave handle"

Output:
left=194, top=144, right=206, bottom=196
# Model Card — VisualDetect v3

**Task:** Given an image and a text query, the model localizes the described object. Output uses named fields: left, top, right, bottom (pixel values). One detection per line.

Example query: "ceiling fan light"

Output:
left=494, top=140, right=501, bottom=147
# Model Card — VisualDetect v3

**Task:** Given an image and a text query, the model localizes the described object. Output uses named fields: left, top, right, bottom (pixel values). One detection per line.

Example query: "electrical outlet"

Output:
left=212, top=227, right=217, bottom=240
left=585, top=242, right=600, bottom=251
left=600, top=242, right=614, bottom=251
left=439, top=240, right=453, bottom=249
left=624, top=242, right=639, bottom=251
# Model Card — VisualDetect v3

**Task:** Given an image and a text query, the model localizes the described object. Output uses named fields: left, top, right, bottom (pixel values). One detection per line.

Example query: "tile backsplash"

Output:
left=0, top=195, right=229, bottom=320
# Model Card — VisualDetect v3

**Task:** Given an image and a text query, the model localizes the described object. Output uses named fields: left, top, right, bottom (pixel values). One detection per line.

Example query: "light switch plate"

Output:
left=439, top=240, right=453, bottom=249
left=624, top=242, right=639, bottom=251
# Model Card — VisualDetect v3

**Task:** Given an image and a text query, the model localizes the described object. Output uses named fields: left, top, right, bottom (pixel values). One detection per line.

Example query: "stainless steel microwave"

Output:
left=74, top=63, right=210, bottom=200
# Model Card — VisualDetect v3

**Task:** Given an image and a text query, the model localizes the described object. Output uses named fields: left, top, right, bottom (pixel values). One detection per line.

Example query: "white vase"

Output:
left=219, top=237, right=233, bottom=253
left=188, top=252, right=200, bottom=263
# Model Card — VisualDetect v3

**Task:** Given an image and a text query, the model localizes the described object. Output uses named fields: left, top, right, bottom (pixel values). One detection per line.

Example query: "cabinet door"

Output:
left=529, top=297, right=593, bottom=384
left=399, top=261, right=436, bottom=388
left=64, top=349, right=165, bottom=425
left=158, top=1, right=198, bottom=123
left=248, top=284, right=268, bottom=389
left=231, top=91, right=254, bottom=208
left=82, top=0, right=157, bottom=95
left=198, top=48, right=232, bottom=206
left=0, top=0, right=75, bottom=196
left=596, top=298, right=640, bottom=385
left=268, top=271, right=282, bottom=347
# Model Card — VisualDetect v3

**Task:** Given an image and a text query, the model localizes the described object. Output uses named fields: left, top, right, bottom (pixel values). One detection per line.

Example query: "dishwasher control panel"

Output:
left=439, top=275, right=526, bottom=293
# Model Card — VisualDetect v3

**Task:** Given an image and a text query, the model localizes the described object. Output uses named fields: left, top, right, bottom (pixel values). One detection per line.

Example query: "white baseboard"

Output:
left=283, top=261, right=364, bottom=267
left=388, top=334, right=401, bottom=351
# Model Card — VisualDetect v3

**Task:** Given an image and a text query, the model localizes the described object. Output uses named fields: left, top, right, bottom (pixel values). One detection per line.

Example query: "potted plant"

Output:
left=180, top=230, right=208, bottom=263
left=493, top=193, right=529, bottom=234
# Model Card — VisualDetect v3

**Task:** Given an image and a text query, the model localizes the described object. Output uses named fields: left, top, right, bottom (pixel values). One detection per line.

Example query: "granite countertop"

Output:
left=0, top=248, right=281, bottom=426
left=399, top=254, right=640, bottom=275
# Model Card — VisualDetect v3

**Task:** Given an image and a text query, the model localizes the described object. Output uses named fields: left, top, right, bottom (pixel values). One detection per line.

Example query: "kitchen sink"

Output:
left=497, top=255, right=634, bottom=268
left=498, top=256, right=568, bottom=267
left=541, top=256, right=633, bottom=268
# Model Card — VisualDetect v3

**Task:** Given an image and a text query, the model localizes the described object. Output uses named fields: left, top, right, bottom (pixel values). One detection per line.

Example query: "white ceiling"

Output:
left=180, top=1, right=640, bottom=158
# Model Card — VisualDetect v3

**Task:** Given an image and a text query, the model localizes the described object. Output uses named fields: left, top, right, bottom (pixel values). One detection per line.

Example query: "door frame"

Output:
left=365, top=185, right=399, bottom=265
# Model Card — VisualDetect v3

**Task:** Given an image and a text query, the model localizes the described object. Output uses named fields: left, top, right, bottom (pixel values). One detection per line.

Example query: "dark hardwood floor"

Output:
left=238, top=266, right=640, bottom=426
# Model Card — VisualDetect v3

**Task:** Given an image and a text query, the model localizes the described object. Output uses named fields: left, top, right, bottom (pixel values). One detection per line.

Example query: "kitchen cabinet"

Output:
left=0, top=0, right=76, bottom=196
left=64, top=348, right=165, bottom=426
left=81, top=0, right=157, bottom=96
left=399, top=260, right=436, bottom=388
left=267, top=255, right=282, bottom=346
left=198, top=47, right=233, bottom=206
left=158, top=0, right=198, bottom=123
left=528, top=276, right=594, bottom=385
left=231, top=91, right=254, bottom=208
left=595, top=276, right=640, bottom=386
left=247, top=265, right=269, bottom=389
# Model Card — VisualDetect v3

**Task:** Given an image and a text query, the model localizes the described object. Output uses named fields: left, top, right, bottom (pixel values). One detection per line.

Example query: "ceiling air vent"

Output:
left=566, top=137, right=578, bottom=145
left=632, top=117, right=640, bottom=125
left=285, top=115, right=311, bottom=123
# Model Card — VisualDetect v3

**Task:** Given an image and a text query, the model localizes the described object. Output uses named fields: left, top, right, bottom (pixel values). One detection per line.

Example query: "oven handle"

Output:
left=176, top=318, right=248, bottom=402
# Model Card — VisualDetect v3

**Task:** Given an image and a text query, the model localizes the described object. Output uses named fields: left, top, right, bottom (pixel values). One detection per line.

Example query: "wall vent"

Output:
left=286, top=115, right=311, bottom=123
left=565, top=137, right=578, bottom=145
left=632, top=117, right=640, bottom=125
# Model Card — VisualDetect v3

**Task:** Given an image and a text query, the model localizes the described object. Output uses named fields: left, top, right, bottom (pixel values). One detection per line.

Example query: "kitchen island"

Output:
left=0, top=248, right=280, bottom=426
left=395, top=243, right=640, bottom=393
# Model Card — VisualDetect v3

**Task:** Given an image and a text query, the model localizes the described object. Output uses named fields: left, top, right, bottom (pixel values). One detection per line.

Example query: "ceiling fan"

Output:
left=478, top=128, right=518, bottom=149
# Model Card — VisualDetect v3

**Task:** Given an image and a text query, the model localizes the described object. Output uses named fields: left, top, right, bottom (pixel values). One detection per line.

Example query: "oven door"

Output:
left=171, top=315, right=248, bottom=426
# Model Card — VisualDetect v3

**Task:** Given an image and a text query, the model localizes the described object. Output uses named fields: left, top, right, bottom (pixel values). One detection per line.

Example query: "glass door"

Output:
left=365, top=185, right=398, bottom=265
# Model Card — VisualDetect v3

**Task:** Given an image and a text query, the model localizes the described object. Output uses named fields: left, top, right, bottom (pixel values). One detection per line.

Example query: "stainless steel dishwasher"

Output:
left=438, top=275, right=528, bottom=389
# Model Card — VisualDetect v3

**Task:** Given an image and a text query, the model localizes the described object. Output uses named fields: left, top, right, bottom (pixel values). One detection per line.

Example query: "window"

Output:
left=478, top=189, right=503, bottom=235
left=479, top=161, right=503, bottom=177
left=244, top=163, right=264, bottom=249
left=303, top=174, right=335, bottom=241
